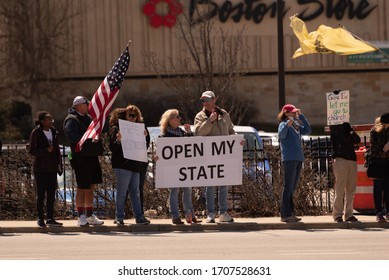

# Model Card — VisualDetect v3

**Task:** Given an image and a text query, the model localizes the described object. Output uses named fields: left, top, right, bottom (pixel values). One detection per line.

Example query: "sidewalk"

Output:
left=1, top=215, right=388, bottom=234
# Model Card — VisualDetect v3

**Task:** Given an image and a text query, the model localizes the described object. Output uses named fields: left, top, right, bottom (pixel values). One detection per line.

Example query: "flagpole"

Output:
left=277, top=0, right=286, bottom=109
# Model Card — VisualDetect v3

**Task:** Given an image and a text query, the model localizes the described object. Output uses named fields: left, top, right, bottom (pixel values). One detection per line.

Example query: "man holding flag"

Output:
left=63, top=42, right=131, bottom=226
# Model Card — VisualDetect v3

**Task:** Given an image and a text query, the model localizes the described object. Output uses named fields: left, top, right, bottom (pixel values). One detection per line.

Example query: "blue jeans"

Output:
left=114, top=168, right=142, bottom=220
left=206, top=186, right=228, bottom=215
left=169, top=187, right=194, bottom=219
left=281, top=161, right=302, bottom=218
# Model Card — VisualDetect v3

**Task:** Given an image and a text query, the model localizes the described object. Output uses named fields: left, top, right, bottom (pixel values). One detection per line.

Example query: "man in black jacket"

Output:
left=63, top=96, right=104, bottom=226
left=330, top=122, right=361, bottom=223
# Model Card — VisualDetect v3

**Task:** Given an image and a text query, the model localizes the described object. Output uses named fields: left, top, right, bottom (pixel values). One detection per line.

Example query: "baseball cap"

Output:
left=200, top=91, right=215, bottom=99
left=73, top=96, right=89, bottom=106
left=282, top=104, right=299, bottom=113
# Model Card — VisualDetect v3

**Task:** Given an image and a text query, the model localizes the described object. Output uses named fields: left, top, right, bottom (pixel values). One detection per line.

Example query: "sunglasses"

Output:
left=128, top=113, right=137, bottom=118
left=201, top=97, right=213, bottom=103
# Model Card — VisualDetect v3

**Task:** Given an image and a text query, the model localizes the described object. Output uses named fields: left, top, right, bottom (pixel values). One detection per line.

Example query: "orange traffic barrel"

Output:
left=353, top=147, right=375, bottom=212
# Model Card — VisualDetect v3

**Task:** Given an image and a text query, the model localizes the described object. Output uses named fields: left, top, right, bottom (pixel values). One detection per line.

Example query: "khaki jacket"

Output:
left=194, top=108, right=235, bottom=136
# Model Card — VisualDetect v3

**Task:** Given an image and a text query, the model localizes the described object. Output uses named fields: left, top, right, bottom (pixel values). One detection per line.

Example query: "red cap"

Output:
left=282, top=104, right=299, bottom=113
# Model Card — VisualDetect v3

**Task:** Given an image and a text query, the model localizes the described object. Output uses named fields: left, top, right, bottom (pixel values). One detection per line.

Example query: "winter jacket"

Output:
left=370, top=128, right=389, bottom=159
left=63, top=108, right=104, bottom=157
left=29, top=126, right=62, bottom=173
left=278, top=114, right=311, bottom=162
left=109, top=125, right=144, bottom=172
left=330, top=124, right=360, bottom=161
left=194, top=107, right=235, bottom=136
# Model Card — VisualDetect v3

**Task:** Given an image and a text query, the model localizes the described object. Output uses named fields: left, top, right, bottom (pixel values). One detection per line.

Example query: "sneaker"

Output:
left=37, top=219, right=46, bottom=228
left=172, top=218, right=184, bottom=225
left=46, top=219, right=63, bottom=227
left=86, top=214, right=104, bottom=225
left=116, top=219, right=125, bottom=226
left=281, top=216, right=301, bottom=222
left=206, top=213, right=215, bottom=223
left=78, top=214, right=88, bottom=226
left=376, top=213, right=386, bottom=223
left=136, top=216, right=150, bottom=225
left=291, top=214, right=302, bottom=222
left=192, top=217, right=202, bottom=223
left=334, top=217, right=343, bottom=223
left=218, top=212, right=234, bottom=223
left=185, top=212, right=193, bottom=224
left=345, top=216, right=359, bottom=222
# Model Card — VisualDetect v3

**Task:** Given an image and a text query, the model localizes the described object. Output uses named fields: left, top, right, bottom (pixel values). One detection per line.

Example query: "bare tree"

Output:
left=145, top=2, right=251, bottom=123
left=0, top=0, right=79, bottom=100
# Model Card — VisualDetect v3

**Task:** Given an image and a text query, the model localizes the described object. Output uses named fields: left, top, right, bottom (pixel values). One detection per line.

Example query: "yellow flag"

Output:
left=290, top=15, right=377, bottom=59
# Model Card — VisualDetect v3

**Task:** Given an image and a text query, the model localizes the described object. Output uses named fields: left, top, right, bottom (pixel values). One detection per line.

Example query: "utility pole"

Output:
left=277, top=0, right=286, bottom=109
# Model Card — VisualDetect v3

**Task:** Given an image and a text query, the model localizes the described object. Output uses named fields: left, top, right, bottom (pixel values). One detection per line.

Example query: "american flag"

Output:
left=75, top=44, right=130, bottom=152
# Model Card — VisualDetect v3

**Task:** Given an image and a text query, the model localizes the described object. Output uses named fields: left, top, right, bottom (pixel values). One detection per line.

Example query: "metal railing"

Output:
left=0, top=137, right=348, bottom=220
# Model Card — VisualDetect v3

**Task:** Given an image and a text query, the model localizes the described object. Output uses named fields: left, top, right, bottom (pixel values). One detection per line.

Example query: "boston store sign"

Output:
left=188, top=0, right=377, bottom=24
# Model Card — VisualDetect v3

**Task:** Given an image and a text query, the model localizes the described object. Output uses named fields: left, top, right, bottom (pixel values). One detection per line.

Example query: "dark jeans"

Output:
left=281, top=161, right=302, bottom=218
left=34, top=172, right=58, bottom=220
left=373, top=177, right=389, bottom=214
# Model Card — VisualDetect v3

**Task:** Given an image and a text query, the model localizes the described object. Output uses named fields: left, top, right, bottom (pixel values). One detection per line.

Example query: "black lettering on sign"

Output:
left=161, top=142, right=204, bottom=160
left=211, top=140, right=235, bottom=156
left=190, top=0, right=377, bottom=24
left=298, top=0, right=376, bottom=21
left=178, top=165, right=225, bottom=181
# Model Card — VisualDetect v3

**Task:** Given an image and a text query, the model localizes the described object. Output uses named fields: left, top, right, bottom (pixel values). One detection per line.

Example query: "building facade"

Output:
left=1, top=0, right=388, bottom=130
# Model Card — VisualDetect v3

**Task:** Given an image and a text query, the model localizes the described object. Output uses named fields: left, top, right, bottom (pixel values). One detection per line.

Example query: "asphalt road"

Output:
left=1, top=228, right=389, bottom=260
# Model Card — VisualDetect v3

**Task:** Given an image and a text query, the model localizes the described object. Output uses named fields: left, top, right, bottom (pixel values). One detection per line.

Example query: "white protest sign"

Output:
left=118, top=119, right=147, bottom=162
left=326, top=90, right=350, bottom=125
left=155, top=135, right=244, bottom=188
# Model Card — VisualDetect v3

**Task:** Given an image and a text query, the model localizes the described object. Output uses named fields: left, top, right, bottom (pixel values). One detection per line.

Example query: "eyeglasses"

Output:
left=128, top=113, right=137, bottom=118
left=201, top=97, right=213, bottom=103
left=172, top=115, right=181, bottom=120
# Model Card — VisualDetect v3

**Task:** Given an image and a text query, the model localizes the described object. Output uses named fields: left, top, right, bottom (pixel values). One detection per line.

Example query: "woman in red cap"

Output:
left=277, top=104, right=311, bottom=222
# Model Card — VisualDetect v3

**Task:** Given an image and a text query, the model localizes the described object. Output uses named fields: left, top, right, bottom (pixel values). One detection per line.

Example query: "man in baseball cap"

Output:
left=194, top=90, right=238, bottom=223
left=72, top=96, right=89, bottom=106
left=200, top=90, right=216, bottom=99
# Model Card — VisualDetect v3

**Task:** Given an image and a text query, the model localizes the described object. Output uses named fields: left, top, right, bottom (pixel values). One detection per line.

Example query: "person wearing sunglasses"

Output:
left=108, top=105, right=151, bottom=226
left=194, top=90, right=236, bottom=223
left=157, top=109, right=202, bottom=224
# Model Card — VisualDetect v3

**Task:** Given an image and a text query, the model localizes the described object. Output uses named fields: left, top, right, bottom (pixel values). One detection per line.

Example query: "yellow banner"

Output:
left=290, top=15, right=377, bottom=59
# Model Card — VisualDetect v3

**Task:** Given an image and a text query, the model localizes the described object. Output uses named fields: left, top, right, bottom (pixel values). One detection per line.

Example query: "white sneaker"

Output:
left=78, top=214, right=88, bottom=226
left=206, top=213, right=215, bottom=223
left=86, top=214, right=104, bottom=225
left=219, top=212, right=234, bottom=223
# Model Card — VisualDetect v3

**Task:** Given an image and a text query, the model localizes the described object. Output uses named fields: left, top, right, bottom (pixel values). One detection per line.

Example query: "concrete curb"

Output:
left=1, top=217, right=389, bottom=234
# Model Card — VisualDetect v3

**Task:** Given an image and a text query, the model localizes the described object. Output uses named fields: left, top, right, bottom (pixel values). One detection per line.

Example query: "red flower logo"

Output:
left=143, top=0, right=183, bottom=28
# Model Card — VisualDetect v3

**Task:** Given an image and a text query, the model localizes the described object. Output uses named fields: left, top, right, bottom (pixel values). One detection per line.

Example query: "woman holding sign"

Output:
left=158, top=109, right=202, bottom=224
left=109, top=106, right=150, bottom=226
left=278, top=104, right=311, bottom=222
